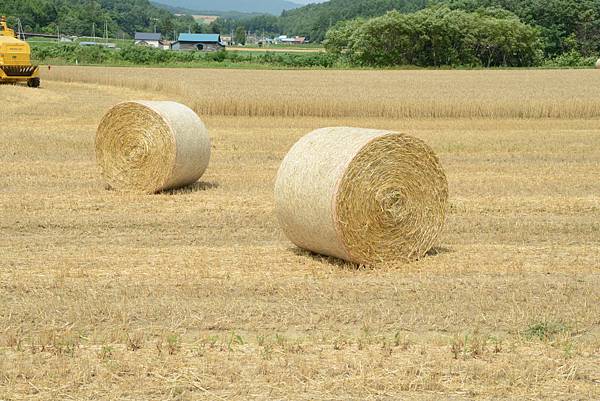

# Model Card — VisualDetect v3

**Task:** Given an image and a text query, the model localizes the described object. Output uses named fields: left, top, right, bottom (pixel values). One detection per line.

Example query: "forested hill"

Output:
left=0, top=0, right=196, bottom=39
left=279, top=0, right=429, bottom=41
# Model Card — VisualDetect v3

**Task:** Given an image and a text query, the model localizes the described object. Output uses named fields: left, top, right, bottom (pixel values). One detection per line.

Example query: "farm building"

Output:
left=134, top=32, right=161, bottom=48
left=171, top=33, right=224, bottom=52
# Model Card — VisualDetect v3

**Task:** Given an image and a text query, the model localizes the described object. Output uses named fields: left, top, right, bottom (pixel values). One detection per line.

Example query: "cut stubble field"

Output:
left=0, top=67, right=599, bottom=400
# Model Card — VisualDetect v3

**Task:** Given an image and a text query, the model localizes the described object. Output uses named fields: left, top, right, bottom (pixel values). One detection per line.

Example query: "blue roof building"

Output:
left=178, top=33, right=220, bottom=43
left=171, top=33, right=225, bottom=52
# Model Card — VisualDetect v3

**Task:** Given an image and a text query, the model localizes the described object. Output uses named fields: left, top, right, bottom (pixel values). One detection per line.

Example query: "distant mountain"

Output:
left=153, top=0, right=303, bottom=15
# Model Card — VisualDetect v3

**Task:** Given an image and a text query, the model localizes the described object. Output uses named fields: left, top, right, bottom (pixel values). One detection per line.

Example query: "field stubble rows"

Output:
left=0, top=68, right=599, bottom=400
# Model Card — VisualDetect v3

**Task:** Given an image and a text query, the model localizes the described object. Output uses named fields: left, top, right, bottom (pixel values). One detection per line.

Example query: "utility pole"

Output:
left=16, top=18, right=24, bottom=40
left=92, top=22, right=95, bottom=40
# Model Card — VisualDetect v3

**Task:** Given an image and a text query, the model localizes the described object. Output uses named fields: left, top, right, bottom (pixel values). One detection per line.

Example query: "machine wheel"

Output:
left=27, top=78, right=40, bottom=88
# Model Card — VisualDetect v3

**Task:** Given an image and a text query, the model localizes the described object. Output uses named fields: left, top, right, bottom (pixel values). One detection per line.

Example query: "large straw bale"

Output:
left=596, top=58, right=600, bottom=69
left=96, top=100, right=211, bottom=193
left=274, top=127, right=448, bottom=265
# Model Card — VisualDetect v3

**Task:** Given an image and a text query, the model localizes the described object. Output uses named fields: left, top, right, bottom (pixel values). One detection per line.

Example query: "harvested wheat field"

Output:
left=1, top=67, right=599, bottom=400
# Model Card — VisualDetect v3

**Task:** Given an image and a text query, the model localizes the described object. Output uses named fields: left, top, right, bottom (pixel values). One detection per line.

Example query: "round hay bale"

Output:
left=596, top=58, right=600, bottom=69
left=274, top=127, right=448, bottom=265
left=96, top=100, right=211, bottom=193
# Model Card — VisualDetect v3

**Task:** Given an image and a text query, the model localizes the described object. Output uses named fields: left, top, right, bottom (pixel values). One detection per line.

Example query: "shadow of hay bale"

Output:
left=162, top=181, right=219, bottom=195
left=426, top=246, right=453, bottom=257
left=104, top=181, right=219, bottom=195
left=291, top=248, right=373, bottom=270
left=291, top=245, right=453, bottom=269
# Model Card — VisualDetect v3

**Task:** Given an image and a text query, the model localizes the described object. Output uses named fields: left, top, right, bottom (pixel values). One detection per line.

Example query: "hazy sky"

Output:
left=294, top=0, right=328, bottom=3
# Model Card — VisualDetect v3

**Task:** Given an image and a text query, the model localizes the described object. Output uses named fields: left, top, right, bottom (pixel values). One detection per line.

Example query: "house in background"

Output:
left=134, top=32, right=161, bottom=48
left=171, top=33, right=225, bottom=52
left=221, top=35, right=233, bottom=46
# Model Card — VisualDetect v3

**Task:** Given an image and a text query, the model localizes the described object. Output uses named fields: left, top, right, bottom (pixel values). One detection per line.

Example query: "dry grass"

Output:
left=1, top=70, right=599, bottom=400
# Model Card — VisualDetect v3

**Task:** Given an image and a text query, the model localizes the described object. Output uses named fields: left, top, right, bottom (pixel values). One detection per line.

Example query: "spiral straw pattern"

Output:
left=275, top=127, right=448, bottom=265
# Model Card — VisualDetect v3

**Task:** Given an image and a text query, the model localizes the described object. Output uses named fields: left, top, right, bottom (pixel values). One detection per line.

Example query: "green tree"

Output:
left=234, top=25, right=246, bottom=45
left=323, top=18, right=365, bottom=54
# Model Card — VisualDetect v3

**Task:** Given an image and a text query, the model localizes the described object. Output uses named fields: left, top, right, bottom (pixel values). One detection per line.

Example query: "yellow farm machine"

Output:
left=0, top=16, right=40, bottom=87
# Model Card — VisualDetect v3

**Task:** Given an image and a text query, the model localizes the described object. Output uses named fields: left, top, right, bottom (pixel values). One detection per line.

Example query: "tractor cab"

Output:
left=0, top=16, right=15, bottom=37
